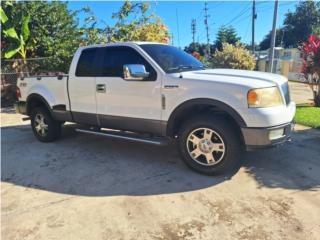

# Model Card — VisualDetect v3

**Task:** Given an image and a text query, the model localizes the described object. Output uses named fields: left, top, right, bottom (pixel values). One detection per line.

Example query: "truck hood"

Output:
left=171, top=69, right=288, bottom=88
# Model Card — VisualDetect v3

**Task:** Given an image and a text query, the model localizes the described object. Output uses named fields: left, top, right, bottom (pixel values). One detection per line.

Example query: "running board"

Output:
left=75, top=128, right=169, bottom=146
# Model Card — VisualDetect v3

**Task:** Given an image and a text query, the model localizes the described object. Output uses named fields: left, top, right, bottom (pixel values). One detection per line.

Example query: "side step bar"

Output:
left=75, top=128, right=170, bottom=146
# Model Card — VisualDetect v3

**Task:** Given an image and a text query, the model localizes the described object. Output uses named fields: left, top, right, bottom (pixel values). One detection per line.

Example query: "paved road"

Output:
left=1, top=109, right=320, bottom=240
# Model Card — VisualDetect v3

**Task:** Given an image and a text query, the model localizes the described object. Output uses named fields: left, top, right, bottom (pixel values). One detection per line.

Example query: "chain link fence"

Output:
left=1, top=57, right=62, bottom=86
left=1, top=57, right=65, bottom=107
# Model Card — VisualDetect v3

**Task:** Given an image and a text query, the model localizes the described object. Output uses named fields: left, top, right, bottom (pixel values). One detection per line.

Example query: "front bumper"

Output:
left=14, top=101, right=27, bottom=115
left=241, top=122, right=294, bottom=150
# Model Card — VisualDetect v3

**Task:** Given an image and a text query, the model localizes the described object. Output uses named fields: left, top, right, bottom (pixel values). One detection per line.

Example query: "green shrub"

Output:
left=211, top=42, right=256, bottom=70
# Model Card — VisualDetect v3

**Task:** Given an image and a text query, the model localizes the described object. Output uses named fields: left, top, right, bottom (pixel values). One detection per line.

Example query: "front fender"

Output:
left=166, top=98, right=247, bottom=136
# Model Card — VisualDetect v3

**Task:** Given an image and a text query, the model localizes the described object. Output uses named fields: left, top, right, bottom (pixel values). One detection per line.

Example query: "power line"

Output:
left=244, top=15, right=251, bottom=43
left=257, top=1, right=293, bottom=13
left=256, top=1, right=269, bottom=6
left=195, top=5, right=205, bottom=42
left=211, top=1, right=225, bottom=9
left=199, top=2, right=251, bottom=45
left=197, top=1, right=225, bottom=42
left=197, top=30, right=208, bottom=43
left=196, top=9, right=204, bottom=22
left=189, top=0, right=295, bottom=46
left=208, top=1, right=249, bottom=28
left=224, top=2, right=251, bottom=27
left=202, top=10, right=252, bottom=41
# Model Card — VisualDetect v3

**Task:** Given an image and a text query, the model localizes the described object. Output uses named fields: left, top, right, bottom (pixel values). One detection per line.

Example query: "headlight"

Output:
left=247, top=87, right=284, bottom=108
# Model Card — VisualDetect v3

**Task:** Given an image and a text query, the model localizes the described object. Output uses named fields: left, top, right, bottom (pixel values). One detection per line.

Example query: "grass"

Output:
left=294, top=107, right=320, bottom=129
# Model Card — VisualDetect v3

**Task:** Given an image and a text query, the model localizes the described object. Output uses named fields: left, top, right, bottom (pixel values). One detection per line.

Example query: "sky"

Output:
left=68, top=0, right=298, bottom=48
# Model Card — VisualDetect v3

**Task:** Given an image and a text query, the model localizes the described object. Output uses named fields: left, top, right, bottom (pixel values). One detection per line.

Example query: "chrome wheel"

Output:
left=34, top=113, right=48, bottom=137
left=186, top=128, right=225, bottom=166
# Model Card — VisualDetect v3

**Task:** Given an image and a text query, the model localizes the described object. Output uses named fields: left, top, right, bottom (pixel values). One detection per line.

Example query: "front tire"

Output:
left=31, top=107, right=61, bottom=142
left=178, top=116, right=242, bottom=175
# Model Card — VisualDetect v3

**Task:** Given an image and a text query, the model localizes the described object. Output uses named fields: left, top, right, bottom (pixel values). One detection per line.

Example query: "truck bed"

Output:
left=17, top=75, right=69, bottom=110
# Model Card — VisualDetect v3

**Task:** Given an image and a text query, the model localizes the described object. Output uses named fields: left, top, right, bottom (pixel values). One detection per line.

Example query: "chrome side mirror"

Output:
left=123, top=64, right=149, bottom=81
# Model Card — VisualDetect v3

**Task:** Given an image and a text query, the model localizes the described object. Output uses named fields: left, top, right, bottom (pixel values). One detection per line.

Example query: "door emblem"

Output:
left=164, top=85, right=179, bottom=89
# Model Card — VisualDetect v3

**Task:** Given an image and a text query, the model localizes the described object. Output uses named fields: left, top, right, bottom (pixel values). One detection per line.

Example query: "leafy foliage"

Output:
left=259, top=0, right=320, bottom=50
left=1, top=2, right=30, bottom=59
left=259, top=29, right=284, bottom=51
left=106, top=1, right=170, bottom=43
left=211, top=42, right=256, bottom=70
left=214, top=26, right=240, bottom=51
left=1, top=1, right=170, bottom=73
left=184, top=42, right=214, bottom=57
left=1, top=1, right=97, bottom=72
left=284, top=0, right=320, bottom=47
left=300, top=34, right=320, bottom=106
left=185, top=27, right=242, bottom=66
left=301, top=34, right=320, bottom=75
left=78, top=9, right=108, bottom=46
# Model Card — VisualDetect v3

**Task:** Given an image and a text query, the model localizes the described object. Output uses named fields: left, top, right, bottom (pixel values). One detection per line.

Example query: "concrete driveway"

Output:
left=1, top=109, right=320, bottom=240
left=289, top=81, right=314, bottom=105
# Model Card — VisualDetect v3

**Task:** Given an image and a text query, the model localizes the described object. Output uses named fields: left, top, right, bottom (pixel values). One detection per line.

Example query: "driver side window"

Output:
left=99, top=46, right=157, bottom=81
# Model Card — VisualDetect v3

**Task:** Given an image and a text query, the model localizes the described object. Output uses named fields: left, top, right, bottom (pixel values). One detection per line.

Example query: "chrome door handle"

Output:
left=96, top=84, right=106, bottom=93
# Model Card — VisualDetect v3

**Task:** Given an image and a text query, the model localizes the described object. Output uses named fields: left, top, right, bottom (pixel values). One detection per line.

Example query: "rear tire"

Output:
left=31, top=107, right=61, bottom=142
left=178, top=115, right=242, bottom=175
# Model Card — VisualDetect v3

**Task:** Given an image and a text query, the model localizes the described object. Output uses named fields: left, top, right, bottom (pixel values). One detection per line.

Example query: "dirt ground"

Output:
left=1, top=108, right=320, bottom=240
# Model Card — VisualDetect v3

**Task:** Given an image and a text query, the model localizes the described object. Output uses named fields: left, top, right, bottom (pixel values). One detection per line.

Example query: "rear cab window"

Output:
left=75, top=48, right=99, bottom=77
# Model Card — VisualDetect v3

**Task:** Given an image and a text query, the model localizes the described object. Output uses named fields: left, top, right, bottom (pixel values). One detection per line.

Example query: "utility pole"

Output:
left=252, top=0, right=256, bottom=54
left=204, top=2, right=210, bottom=57
left=176, top=9, right=181, bottom=48
left=268, top=0, right=279, bottom=73
left=191, top=19, right=196, bottom=44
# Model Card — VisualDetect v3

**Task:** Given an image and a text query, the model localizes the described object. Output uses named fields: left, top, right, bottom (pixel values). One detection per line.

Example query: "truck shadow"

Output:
left=1, top=124, right=320, bottom=196
left=243, top=128, right=320, bottom=191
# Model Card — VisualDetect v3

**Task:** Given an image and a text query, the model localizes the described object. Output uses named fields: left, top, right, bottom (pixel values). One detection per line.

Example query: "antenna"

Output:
left=171, top=32, right=174, bottom=45
left=176, top=9, right=181, bottom=48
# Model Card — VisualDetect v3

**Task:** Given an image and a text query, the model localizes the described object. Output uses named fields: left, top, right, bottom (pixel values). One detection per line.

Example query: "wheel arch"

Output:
left=26, top=93, right=52, bottom=116
left=166, top=98, right=247, bottom=137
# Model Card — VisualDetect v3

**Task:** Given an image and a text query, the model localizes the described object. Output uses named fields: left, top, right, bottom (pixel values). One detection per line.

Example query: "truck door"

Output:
left=68, top=47, right=100, bottom=125
left=95, top=46, right=163, bottom=134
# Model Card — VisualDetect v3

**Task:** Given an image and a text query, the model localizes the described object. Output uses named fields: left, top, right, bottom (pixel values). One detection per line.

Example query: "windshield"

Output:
left=139, top=44, right=205, bottom=73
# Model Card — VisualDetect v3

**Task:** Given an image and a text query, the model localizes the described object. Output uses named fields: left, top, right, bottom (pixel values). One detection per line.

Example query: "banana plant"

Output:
left=1, top=6, right=30, bottom=59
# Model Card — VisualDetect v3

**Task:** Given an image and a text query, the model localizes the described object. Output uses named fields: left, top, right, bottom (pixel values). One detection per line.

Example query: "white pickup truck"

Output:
left=15, top=42, right=295, bottom=175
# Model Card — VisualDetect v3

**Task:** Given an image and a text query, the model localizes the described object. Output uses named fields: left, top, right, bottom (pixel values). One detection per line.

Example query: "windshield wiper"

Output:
left=167, top=65, right=203, bottom=73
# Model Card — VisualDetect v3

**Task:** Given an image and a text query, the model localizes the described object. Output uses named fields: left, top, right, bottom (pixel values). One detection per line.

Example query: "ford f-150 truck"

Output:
left=14, top=42, right=295, bottom=175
